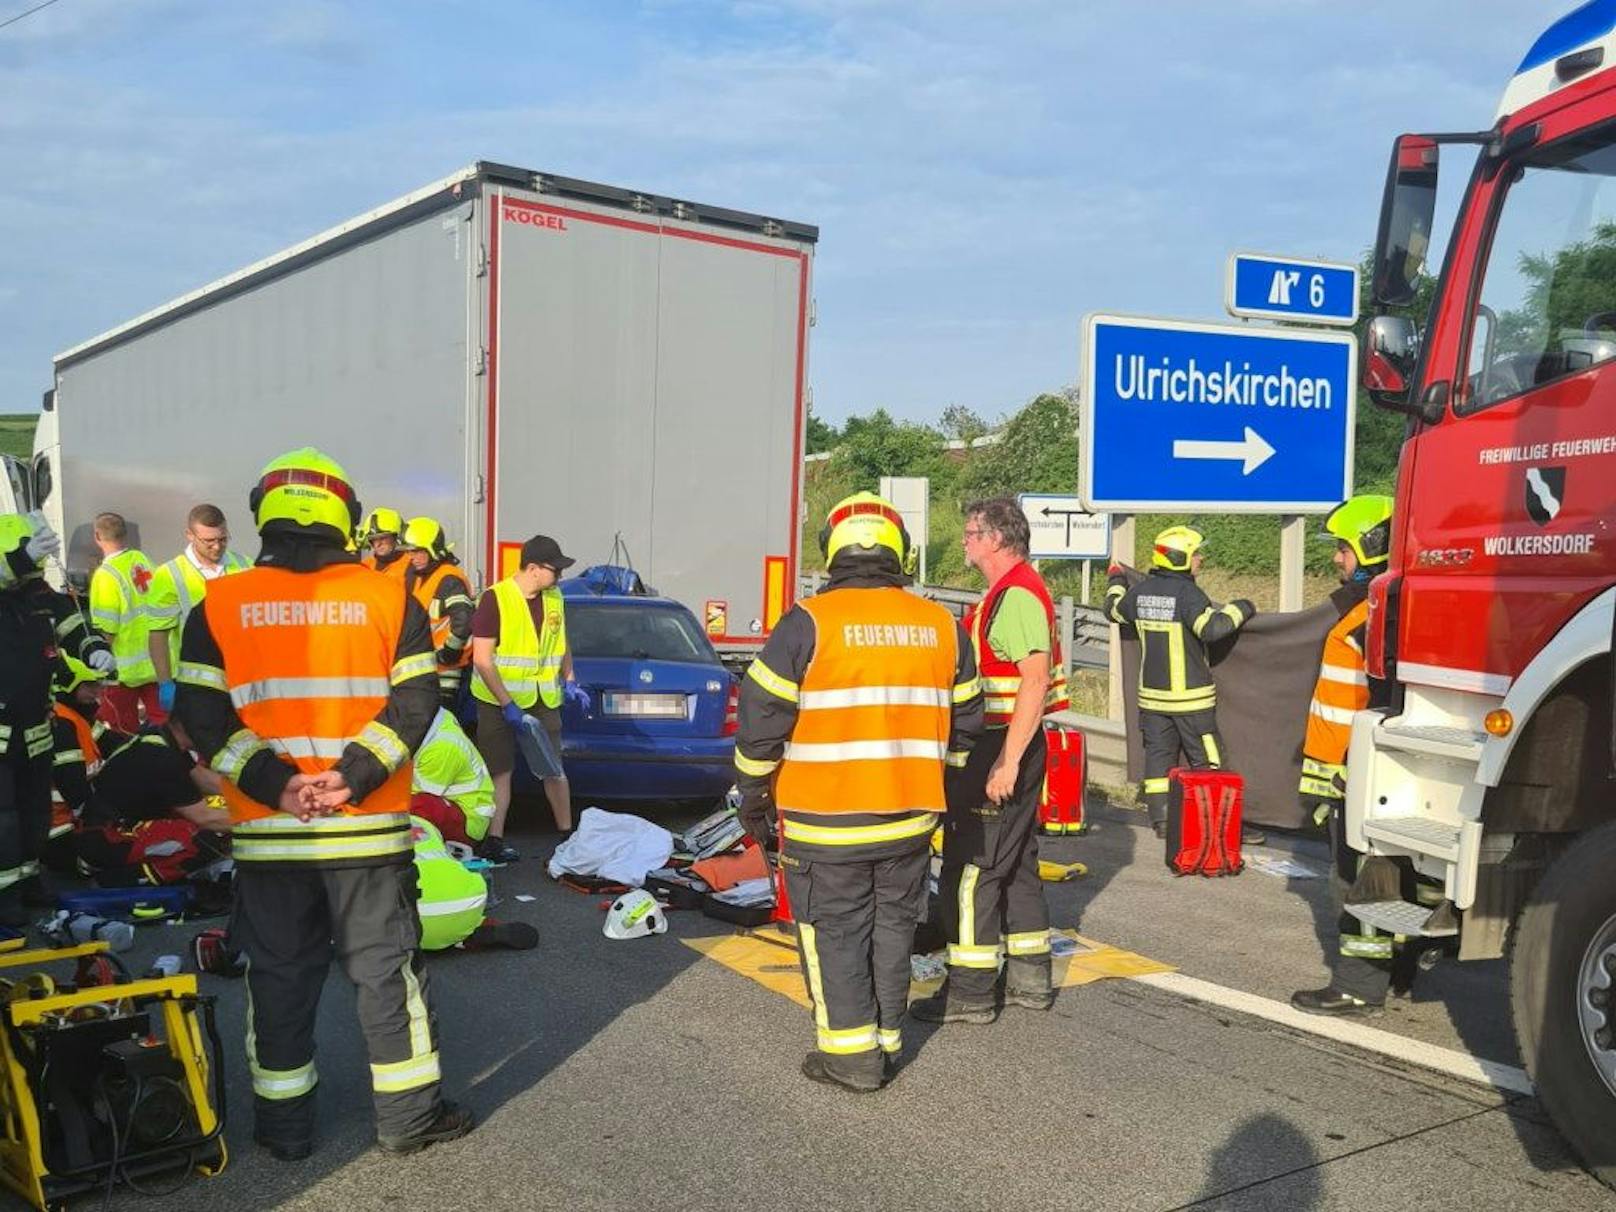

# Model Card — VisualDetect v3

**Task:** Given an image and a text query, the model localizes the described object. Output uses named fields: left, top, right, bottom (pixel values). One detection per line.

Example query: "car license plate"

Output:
left=603, top=692, right=688, bottom=718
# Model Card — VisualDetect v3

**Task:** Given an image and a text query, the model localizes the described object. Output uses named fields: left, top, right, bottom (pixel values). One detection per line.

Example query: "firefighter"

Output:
left=1105, top=526, right=1258, bottom=841
left=734, top=491, right=982, bottom=1091
left=358, top=507, right=408, bottom=578
left=46, top=656, right=121, bottom=870
left=400, top=518, right=476, bottom=706
left=1291, top=495, right=1410, bottom=1017
left=0, top=514, right=113, bottom=918
left=173, top=448, right=471, bottom=1159
left=911, top=497, right=1066, bottom=1026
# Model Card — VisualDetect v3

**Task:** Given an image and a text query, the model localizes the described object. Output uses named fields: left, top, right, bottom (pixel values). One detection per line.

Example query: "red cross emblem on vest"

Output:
left=131, top=563, right=153, bottom=593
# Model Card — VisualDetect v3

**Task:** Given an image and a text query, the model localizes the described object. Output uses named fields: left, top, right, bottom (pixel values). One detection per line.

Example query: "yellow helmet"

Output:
left=0, top=514, right=30, bottom=589
left=249, top=448, right=362, bottom=539
left=357, top=506, right=403, bottom=544
left=1323, top=494, right=1394, bottom=569
left=1151, top=525, right=1205, bottom=571
left=53, top=655, right=105, bottom=696
left=400, top=517, right=450, bottom=562
left=820, top=492, right=911, bottom=569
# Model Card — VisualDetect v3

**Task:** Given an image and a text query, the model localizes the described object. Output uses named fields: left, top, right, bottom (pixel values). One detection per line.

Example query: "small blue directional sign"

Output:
left=1225, top=252, right=1358, bottom=326
left=1079, top=313, right=1356, bottom=514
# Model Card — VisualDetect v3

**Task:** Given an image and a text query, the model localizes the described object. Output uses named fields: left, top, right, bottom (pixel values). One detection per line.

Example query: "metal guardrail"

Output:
left=1050, top=712, right=1127, bottom=787
left=799, top=574, right=1111, bottom=668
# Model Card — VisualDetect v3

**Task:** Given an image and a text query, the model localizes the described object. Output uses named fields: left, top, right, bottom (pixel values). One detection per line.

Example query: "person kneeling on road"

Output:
left=72, top=718, right=232, bottom=888
left=410, top=707, right=496, bottom=849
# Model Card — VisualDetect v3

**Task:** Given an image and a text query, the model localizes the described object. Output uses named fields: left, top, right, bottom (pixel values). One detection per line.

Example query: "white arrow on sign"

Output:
left=1171, top=426, right=1276, bottom=475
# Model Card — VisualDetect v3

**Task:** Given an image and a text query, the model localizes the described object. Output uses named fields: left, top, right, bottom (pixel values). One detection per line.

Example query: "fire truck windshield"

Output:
left=1463, top=124, right=1616, bottom=412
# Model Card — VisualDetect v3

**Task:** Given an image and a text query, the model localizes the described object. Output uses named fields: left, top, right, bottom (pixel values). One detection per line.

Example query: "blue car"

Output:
left=509, top=573, right=738, bottom=803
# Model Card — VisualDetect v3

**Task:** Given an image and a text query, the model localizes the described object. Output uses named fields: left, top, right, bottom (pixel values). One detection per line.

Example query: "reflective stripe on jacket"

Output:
left=198, top=564, right=417, bottom=859
left=470, top=579, right=566, bottom=710
left=964, top=560, right=1069, bottom=726
left=1301, top=596, right=1370, bottom=800
left=1105, top=568, right=1248, bottom=715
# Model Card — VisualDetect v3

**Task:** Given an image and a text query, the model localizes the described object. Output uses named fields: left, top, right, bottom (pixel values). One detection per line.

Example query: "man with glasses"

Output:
left=148, top=505, right=251, bottom=717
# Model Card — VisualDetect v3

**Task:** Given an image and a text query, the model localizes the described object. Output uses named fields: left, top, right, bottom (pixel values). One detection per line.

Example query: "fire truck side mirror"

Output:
left=1372, top=134, right=1439, bottom=308
left=1363, top=315, right=1419, bottom=407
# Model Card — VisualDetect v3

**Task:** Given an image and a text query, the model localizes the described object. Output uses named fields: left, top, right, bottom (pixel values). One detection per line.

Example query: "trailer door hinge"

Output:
left=475, top=244, right=488, bottom=277
left=473, top=473, right=485, bottom=504
left=474, top=347, right=488, bottom=375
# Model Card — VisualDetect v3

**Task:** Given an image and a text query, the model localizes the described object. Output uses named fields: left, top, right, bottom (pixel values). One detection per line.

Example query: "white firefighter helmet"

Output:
left=603, top=889, right=668, bottom=940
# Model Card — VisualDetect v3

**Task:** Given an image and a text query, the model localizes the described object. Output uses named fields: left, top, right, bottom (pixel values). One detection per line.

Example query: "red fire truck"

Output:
left=1356, top=0, right=1616, bottom=1183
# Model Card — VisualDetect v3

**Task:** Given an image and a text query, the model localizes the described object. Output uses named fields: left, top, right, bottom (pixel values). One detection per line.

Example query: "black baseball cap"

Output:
left=520, top=534, right=575, bottom=572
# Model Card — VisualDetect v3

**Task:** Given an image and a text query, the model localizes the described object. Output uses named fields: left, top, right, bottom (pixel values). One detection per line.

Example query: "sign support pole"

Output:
left=1107, top=515, right=1134, bottom=724
left=1279, top=514, right=1305, bottom=612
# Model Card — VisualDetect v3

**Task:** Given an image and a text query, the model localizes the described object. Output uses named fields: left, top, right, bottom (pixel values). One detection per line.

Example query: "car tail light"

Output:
left=722, top=680, right=739, bottom=736
left=1365, top=571, right=1400, bottom=682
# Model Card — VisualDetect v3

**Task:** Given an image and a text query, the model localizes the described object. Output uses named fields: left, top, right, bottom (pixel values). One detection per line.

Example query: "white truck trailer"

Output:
left=35, top=161, right=816, bottom=654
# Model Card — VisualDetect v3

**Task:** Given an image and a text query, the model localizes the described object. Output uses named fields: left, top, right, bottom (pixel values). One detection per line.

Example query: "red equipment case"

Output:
left=1165, top=768, right=1244, bottom=877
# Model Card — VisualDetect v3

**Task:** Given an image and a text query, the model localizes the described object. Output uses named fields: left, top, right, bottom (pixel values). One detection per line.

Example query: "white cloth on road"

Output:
left=547, top=806, right=673, bottom=887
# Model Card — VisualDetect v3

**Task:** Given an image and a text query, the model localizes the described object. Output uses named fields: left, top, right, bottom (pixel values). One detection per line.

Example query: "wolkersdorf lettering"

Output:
left=1482, top=532, right=1596, bottom=557
left=240, top=600, right=370, bottom=628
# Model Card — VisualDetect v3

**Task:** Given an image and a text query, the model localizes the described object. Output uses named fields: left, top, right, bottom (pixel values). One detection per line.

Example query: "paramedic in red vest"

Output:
left=174, top=447, right=470, bottom=1160
left=733, top=492, right=982, bottom=1092
left=912, top=497, right=1068, bottom=1025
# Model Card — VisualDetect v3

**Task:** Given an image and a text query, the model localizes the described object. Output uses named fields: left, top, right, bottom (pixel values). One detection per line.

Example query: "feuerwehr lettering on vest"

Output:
left=239, top=600, right=370, bottom=628
left=841, top=622, right=939, bottom=649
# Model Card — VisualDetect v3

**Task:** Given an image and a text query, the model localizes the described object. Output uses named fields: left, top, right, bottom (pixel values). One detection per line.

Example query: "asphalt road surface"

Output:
left=48, top=796, right=1616, bottom=1211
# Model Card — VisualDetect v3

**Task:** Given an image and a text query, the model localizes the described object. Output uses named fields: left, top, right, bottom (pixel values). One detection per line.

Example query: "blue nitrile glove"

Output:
left=157, top=681, right=176, bottom=712
left=501, top=702, right=525, bottom=729
left=564, top=681, right=590, bottom=712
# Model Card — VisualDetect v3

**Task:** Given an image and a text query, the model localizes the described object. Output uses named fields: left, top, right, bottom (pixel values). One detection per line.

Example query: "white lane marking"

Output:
left=1129, top=969, right=1534, bottom=1097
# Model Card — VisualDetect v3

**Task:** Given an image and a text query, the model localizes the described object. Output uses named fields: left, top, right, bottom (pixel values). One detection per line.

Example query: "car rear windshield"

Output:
left=567, top=602, right=718, bottom=663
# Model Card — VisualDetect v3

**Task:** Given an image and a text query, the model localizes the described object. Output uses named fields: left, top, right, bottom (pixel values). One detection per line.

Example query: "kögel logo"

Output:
left=1524, top=466, right=1565, bottom=527
left=504, top=206, right=567, bottom=232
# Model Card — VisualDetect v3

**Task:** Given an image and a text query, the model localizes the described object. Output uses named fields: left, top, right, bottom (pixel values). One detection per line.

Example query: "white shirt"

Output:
left=185, top=545, right=230, bottom=581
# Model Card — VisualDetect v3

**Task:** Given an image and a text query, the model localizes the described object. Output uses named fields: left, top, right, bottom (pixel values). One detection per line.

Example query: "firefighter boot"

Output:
left=1290, top=986, right=1383, bottom=1017
left=801, top=1050, right=884, bottom=1094
left=254, top=1090, right=316, bottom=1162
left=1002, top=955, right=1054, bottom=1011
left=909, top=979, right=999, bottom=1025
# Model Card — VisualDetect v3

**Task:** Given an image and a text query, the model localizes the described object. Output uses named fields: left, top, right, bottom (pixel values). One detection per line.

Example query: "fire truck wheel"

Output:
left=1511, top=819, right=1616, bottom=1189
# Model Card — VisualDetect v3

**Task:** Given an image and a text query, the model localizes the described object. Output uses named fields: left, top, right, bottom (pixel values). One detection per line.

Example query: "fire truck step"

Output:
left=1348, top=898, right=1459, bottom=938
left=1362, top=816, right=1462, bottom=862
left=1377, top=722, right=1484, bottom=761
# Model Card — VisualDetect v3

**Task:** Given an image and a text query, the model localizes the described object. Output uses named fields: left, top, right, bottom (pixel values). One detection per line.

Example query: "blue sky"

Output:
left=0, top=0, right=1573, bottom=427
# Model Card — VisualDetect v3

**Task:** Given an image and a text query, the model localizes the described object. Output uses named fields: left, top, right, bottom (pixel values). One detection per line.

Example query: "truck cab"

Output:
left=1356, top=0, right=1616, bottom=1184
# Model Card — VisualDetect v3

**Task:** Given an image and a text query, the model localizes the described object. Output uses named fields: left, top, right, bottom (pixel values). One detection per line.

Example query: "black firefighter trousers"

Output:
left=0, top=748, right=52, bottom=923
left=938, top=727, right=1051, bottom=1002
left=1140, top=707, right=1225, bottom=828
left=784, top=840, right=930, bottom=1086
left=231, top=862, right=444, bottom=1146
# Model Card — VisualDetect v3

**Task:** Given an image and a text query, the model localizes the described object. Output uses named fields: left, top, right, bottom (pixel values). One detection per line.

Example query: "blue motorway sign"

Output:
left=1225, top=252, right=1358, bottom=326
left=1079, top=314, right=1357, bottom=514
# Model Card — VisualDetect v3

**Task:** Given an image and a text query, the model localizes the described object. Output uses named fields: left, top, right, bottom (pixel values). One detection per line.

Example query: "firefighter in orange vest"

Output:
left=46, top=656, right=122, bottom=869
left=733, top=491, right=982, bottom=1092
left=174, top=449, right=471, bottom=1159
left=912, top=497, right=1069, bottom=1025
left=400, top=518, right=475, bottom=705
left=1291, top=495, right=1404, bottom=1017
left=358, top=507, right=409, bottom=578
